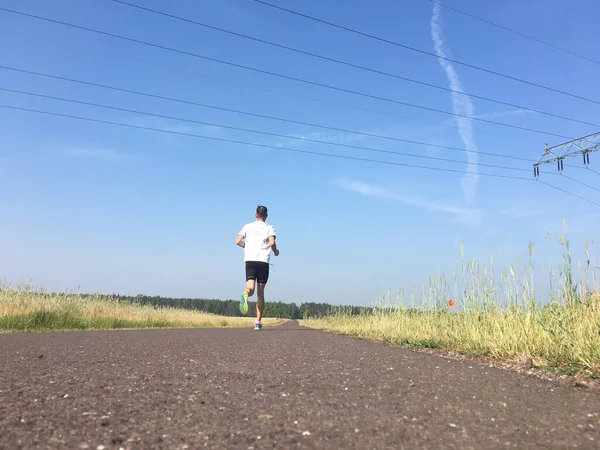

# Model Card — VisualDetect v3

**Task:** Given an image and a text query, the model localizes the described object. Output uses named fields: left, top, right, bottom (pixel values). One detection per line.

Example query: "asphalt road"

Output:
left=1, top=320, right=599, bottom=449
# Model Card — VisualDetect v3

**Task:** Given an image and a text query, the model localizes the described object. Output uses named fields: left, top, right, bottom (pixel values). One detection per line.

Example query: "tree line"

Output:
left=82, top=293, right=374, bottom=319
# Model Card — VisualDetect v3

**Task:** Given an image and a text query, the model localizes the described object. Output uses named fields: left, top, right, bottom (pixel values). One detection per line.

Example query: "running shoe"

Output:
left=240, top=291, right=249, bottom=314
left=254, top=322, right=262, bottom=331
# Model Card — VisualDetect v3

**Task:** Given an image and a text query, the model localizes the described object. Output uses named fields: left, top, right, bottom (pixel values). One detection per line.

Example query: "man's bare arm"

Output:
left=236, top=234, right=245, bottom=248
left=269, top=235, right=279, bottom=256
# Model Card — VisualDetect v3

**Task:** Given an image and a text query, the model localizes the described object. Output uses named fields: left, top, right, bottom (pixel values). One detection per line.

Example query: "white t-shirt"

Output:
left=238, top=220, right=276, bottom=263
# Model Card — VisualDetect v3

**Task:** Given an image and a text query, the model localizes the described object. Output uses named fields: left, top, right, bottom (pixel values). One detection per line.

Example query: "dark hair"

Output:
left=256, top=205, right=268, bottom=219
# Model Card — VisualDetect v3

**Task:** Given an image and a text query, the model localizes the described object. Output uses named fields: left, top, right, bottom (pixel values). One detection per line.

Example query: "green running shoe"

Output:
left=240, top=291, right=249, bottom=314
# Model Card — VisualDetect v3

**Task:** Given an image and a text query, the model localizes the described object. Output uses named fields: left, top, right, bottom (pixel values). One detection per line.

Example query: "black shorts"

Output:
left=245, top=261, right=270, bottom=284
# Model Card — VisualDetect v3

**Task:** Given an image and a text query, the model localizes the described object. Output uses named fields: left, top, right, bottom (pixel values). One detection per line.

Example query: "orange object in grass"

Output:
left=448, top=299, right=456, bottom=307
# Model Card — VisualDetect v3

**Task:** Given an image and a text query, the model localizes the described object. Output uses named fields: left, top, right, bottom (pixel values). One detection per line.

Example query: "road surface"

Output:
left=1, top=320, right=599, bottom=449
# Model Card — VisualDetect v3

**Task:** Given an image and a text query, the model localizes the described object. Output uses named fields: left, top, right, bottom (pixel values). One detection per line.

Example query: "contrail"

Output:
left=430, top=0, right=479, bottom=203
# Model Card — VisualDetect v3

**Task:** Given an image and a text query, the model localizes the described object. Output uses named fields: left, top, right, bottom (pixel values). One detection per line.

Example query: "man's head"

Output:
left=255, top=205, right=268, bottom=221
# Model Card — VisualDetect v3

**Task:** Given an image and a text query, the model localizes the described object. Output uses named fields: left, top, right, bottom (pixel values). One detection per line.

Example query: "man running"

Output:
left=235, top=205, right=279, bottom=330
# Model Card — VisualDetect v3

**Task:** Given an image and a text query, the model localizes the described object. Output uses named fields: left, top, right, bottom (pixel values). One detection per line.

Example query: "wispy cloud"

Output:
left=436, top=107, right=537, bottom=129
left=499, top=204, right=545, bottom=219
left=62, top=148, right=143, bottom=163
left=264, top=123, right=457, bottom=160
left=124, top=115, right=222, bottom=137
left=332, top=178, right=484, bottom=226
left=269, top=129, right=371, bottom=149
left=265, top=106, right=539, bottom=155
left=430, top=1, right=479, bottom=204
left=475, top=108, right=537, bottom=121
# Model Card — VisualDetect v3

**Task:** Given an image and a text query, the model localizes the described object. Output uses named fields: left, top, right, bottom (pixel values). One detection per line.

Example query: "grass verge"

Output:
left=0, top=285, right=285, bottom=332
left=301, top=231, right=600, bottom=379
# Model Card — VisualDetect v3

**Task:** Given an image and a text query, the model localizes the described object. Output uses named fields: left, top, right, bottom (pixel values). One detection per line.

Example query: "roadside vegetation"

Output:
left=301, top=230, right=600, bottom=378
left=0, top=285, right=285, bottom=332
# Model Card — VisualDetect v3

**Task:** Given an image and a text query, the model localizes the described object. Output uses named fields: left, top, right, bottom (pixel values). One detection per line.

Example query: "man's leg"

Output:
left=254, top=262, right=269, bottom=329
left=256, top=282, right=266, bottom=323
left=245, top=262, right=257, bottom=295
left=245, top=279, right=255, bottom=297
left=241, top=262, right=257, bottom=314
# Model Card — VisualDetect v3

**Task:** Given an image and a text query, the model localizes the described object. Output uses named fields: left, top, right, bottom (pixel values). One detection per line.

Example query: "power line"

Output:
left=108, top=0, right=600, bottom=129
left=18, top=34, right=543, bottom=146
left=563, top=163, right=595, bottom=173
left=424, top=0, right=600, bottom=66
left=4, top=80, right=589, bottom=175
left=15, top=34, right=542, bottom=146
left=536, top=180, right=600, bottom=207
left=0, top=103, right=531, bottom=180
left=251, top=0, right=600, bottom=107
left=587, top=167, right=600, bottom=176
left=3, top=103, right=598, bottom=208
left=560, top=174, right=600, bottom=194
left=0, top=66, right=536, bottom=163
left=0, top=8, right=576, bottom=141
left=1, top=86, right=536, bottom=172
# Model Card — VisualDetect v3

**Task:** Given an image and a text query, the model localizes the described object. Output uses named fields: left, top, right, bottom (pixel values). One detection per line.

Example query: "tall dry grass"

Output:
left=0, top=283, right=284, bottom=332
left=301, top=230, right=600, bottom=376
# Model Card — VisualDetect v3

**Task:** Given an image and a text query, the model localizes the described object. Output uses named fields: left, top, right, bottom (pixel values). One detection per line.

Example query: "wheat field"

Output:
left=301, top=232, right=599, bottom=377
left=0, top=284, right=285, bottom=332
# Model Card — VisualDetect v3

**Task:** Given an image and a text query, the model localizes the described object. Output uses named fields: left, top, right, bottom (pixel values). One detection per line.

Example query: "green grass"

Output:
left=0, top=285, right=285, bottom=332
left=301, top=228, right=600, bottom=378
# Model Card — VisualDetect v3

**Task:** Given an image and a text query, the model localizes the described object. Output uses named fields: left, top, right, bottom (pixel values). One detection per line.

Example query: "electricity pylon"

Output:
left=533, top=131, right=600, bottom=178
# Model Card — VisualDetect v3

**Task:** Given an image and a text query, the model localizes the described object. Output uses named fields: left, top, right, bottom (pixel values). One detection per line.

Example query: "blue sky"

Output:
left=1, top=0, right=599, bottom=306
